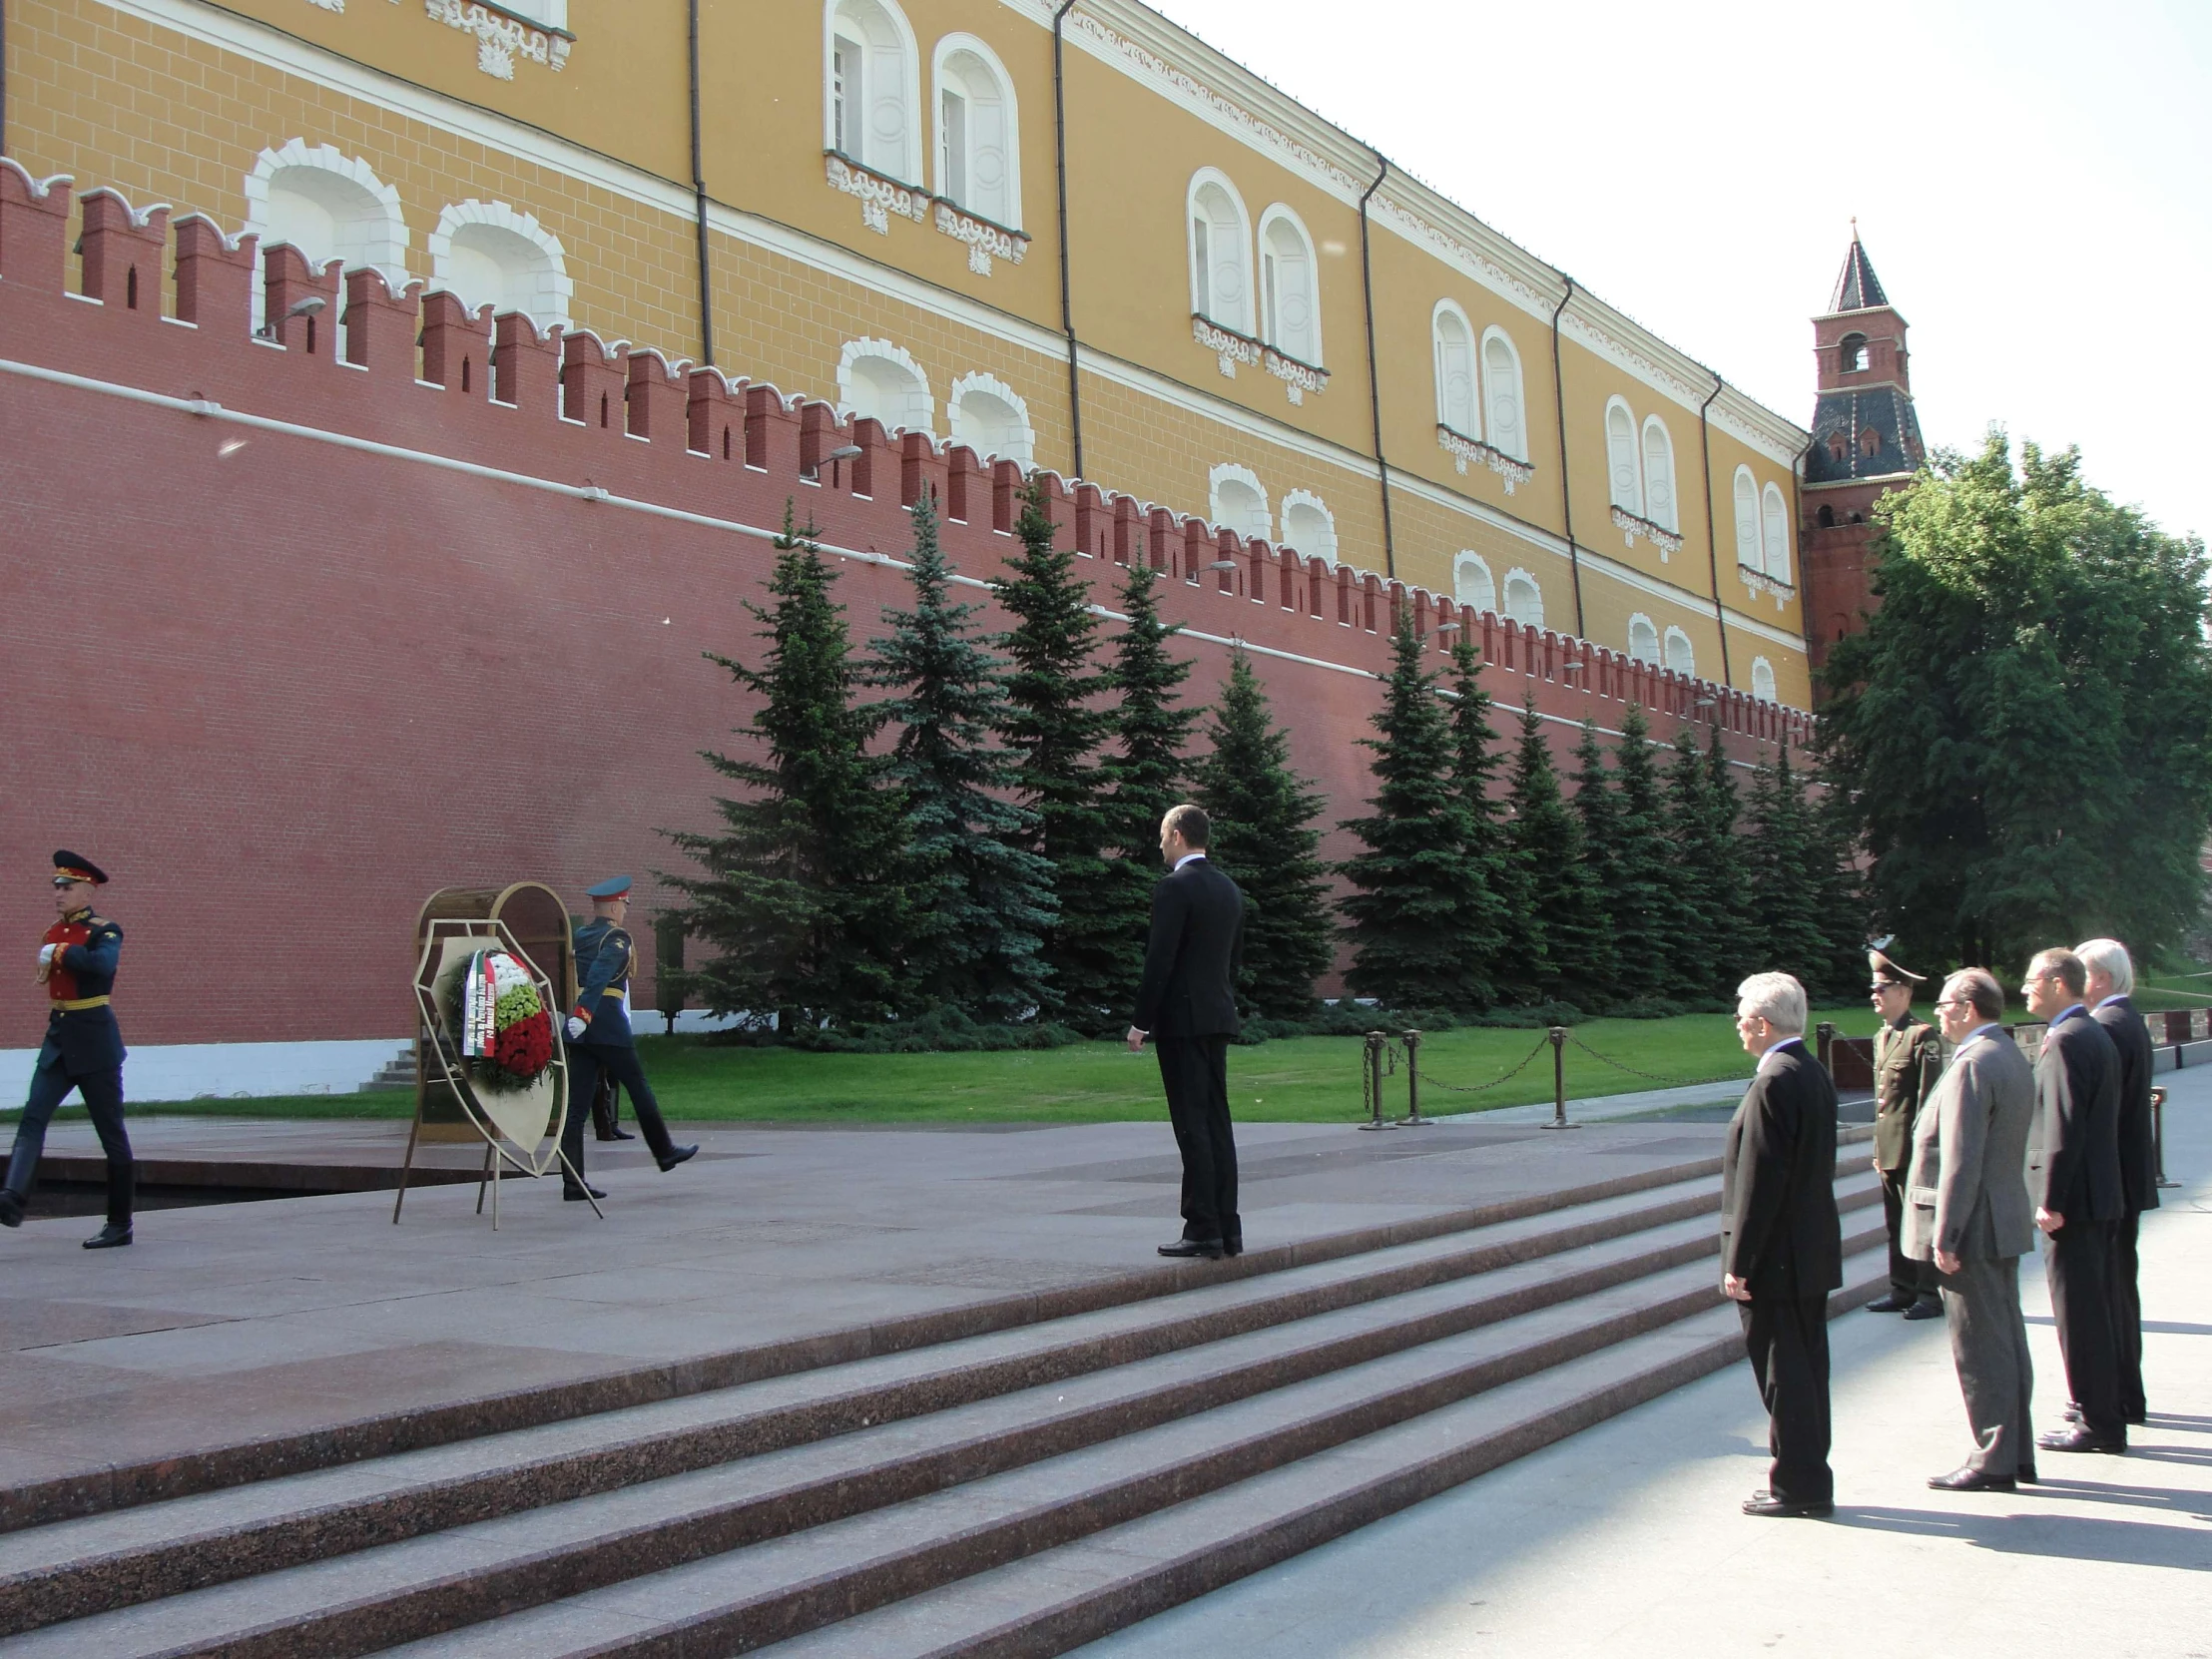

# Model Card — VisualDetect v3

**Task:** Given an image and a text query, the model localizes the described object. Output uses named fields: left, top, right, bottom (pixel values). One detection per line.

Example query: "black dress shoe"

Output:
left=1929, top=1465, right=2014, bottom=1492
left=1742, top=1490, right=1833, bottom=1518
left=1158, top=1237, right=1225, bottom=1259
left=596, top=1127, right=637, bottom=1142
left=2063, top=1401, right=2082, bottom=1423
left=1864, top=1294, right=1913, bottom=1314
left=1223, top=1239, right=1243, bottom=1259
left=1902, top=1298, right=1944, bottom=1321
left=656, top=1145, right=698, bottom=1173
left=0, top=1191, right=22, bottom=1229
left=2125, top=1408, right=2147, bottom=1426
left=2016, top=1464, right=2039, bottom=1484
left=563, top=1182, right=607, bottom=1202
left=2036, top=1425, right=2124, bottom=1454
left=81, top=1222, right=132, bottom=1250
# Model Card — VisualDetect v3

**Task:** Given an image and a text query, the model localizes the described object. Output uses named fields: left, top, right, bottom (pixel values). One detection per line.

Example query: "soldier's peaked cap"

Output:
left=585, top=875, right=633, bottom=899
left=1868, top=948, right=1925, bottom=986
left=52, top=851, right=108, bottom=886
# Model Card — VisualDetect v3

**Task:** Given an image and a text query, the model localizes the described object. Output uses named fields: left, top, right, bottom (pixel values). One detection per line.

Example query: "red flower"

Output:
left=491, top=1009, right=553, bottom=1080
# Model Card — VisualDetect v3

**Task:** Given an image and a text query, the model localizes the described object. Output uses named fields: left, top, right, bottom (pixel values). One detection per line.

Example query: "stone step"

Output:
left=361, top=1049, right=418, bottom=1092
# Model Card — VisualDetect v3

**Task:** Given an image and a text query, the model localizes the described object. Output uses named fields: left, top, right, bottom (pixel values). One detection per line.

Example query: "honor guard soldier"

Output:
left=2, top=853, right=135, bottom=1247
left=1866, top=947, right=1944, bottom=1319
left=560, top=876, right=696, bottom=1202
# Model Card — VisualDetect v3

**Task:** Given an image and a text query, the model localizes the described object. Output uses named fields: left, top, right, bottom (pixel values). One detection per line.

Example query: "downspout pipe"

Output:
left=1358, top=151, right=1394, bottom=578
left=688, top=0, right=715, bottom=365
left=1549, top=275, right=1585, bottom=638
left=1698, top=370, right=1732, bottom=690
left=1053, top=0, right=1085, bottom=479
left=1, top=0, right=9, bottom=159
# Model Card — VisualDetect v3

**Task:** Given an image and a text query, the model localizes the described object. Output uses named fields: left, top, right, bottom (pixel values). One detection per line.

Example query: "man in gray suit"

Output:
left=1905, top=968, right=2039, bottom=1491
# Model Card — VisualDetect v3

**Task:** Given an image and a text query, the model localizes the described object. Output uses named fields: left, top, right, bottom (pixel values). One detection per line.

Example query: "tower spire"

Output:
left=1828, top=227, right=1888, bottom=313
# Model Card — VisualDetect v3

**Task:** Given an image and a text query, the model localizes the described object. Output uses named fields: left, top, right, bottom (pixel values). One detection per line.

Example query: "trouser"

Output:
left=1739, top=1295, right=1833, bottom=1504
left=9, top=1061, right=133, bottom=1226
left=1880, top=1166, right=1937, bottom=1301
left=561, top=1042, right=674, bottom=1181
left=2108, top=1209, right=2146, bottom=1421
left=2043, top=1219, right=2124, bottom=1440
left=589, top=1074, right=627, bottom=1140
left=1936, top=1254, right=2035, bottom=1476
left=1156, top=1035, right=1239, bottom=1248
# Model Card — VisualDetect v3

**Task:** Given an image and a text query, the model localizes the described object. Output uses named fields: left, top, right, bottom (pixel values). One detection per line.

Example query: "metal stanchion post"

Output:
left=1400, top=1029, right=1433, bottom=1125
left=1542, top=1025, right=1576, bottom=1130
left=1359, top=1030, right=1397, bottom=1131
left=2153, top=1085, right=2180, bottom=1190
left=1816, top=1020, right=1836, bottom=1080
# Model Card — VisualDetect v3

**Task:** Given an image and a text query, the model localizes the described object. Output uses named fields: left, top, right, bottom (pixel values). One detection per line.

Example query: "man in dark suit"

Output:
left=2077, top=937, right=2156, bottom=1426
left=1128, top=805, right=1246, bottom=1261
left=2021, top=947, right=2126, bottom=1454
left=1722, top=971, right=1842, bottom=1518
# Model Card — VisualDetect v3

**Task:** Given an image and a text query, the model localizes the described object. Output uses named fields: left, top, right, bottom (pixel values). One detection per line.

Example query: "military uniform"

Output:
left=2, top=853, right=135, bottom=1246
left=1869, top=951, right=1944, bottom=1314
left=559, top=876, right=694, bottom=1199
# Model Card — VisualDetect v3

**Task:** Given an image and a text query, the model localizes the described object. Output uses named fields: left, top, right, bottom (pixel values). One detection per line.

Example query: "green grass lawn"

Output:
left=118, top=1005, right=1888, bottom=1125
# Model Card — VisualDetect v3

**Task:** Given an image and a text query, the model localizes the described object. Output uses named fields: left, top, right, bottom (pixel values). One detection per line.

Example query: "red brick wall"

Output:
left=0, top=164, right=1814, bottom=1045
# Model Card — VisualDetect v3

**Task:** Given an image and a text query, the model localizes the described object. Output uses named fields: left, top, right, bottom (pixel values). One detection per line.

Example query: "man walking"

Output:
left=1128, top=805, right=1245, bottom=1261
left=1722, top=972, right=1842, bottom=1518
left=1908, top=969, right=2039, bottom=1491
left=2077, top=937, right=2156, bottom=1426
left=560, top=876, right=696, bottom=1203
left=1865, top=948, right=1944, bottom=1321
left=2021, top=947, right=2126, bottom=1454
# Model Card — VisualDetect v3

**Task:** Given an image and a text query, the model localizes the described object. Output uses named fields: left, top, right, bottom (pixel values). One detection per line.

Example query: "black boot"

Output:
left=563, top=1180, right=607, bottom=1202
left=0, top=1139, right=38, bottom=1229
left=657, top=1145, right=698, bottom=1172
left=82, top=1221, right=132, bottom=1249
left=590, top=1078, right=633, bottom=1142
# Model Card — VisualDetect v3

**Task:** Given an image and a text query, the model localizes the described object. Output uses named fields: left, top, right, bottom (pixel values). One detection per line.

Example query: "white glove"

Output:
left=38, top=944, right=57, bottom=968
left=566, top=1015, right=589, bottom=1040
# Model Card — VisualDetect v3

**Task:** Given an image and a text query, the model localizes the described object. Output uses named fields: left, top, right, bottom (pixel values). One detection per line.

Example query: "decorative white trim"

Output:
left=1262, top=344, right=1328, bottom=405
left=243, top=138, right=409, bottom=280
left=930, top=31, right=1024, bottom=233
left=1626, top=612, right=1660, bottom=664
left=425, top=0, right=571, bottom=80
left=1500, top=566, right=1545, bottom=630
left=1750, top=656, right=1779, bottom=704
left=1662, top=624, right=1695, bottom=679
left=1207, top=461, right=1271, bottom=542
left=1436, top=424, right=1534, bottom=494
left=825, top=152, right=929, bottom=237
left=932, top=200, right=1027, bottom=276
left=1193, top=312, right=1262, bottom=379
left=1451, top=550, right=1496, bottom=616
left=836, top=335, right=934, bottom=434
left=425, top=198, right=573, bottom=324
left=947, top=370, right=1034, bottom=462
left=1279, top=487, right=1338, bottom=565
left=1611, top=505, right=1684, bottom=562
left=303, top=0, right=343, bottom=12
left=1739, top=565, right=1796, bottom=612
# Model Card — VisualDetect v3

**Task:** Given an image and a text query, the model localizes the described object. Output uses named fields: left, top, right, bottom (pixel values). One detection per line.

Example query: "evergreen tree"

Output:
left=1663, top=728, right=1716, bottom=993
left=867, top=488, right=1057, bottom=1022
left=1744, top=745, right=1828, bottom=983
left=1603, top=705, right=1677, bottom=1001
left=1568, top=717, right=1625, bottom=1008
left=1701, top=721, right=1757, bottom=998
left=1442, top=640, right=1515, bottom=1002
left=1805, top=779, right=1870, bottom=998
left=665, top=506, right=903, bottom=1029
left=993, top=480, right=1121, bottom=1028
left=1340, top=608, right=1488, bottom=1011
left=1192, top=648, right=1336, bottom=1018
left=1504, top=696, right=1613, bottom=1005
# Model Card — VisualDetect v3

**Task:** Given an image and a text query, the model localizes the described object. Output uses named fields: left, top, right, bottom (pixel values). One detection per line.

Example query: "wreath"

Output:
left=436, top=948, right=555, bottom=1094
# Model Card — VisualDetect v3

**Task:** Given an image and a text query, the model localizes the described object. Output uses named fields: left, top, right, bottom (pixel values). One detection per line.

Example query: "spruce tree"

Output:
left=1601, top=705, right=1676, bottom=1002
left=1805, top=779, right=1870, bottom=998
left=1193, top=648, right=1336, bottom=1018
left=1340, top=608, right=1487, bottom=1011
left=1745, top=745, right=1828, bottom=983
left=1504, top=696, right=1614, bottom=1006
left=1702, top=721, right=1757, bottom=998
left=1443, top=640, right=1515, bottom=1002
left=993, top=480, right=1120, bottom=1028
left=867, top=488, right=1057, bottom=1022
left=1568, top=717, right=1625, bottom=1008
left=665, top=506, right=903, bottom=1030
left=1663, top=728, right=1715, bottom=994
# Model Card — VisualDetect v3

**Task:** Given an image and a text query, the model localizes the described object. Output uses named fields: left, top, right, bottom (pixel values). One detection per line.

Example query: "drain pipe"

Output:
left=688, top=0, right=716, bottom=364
left=1358, top=151, right=1395, bottom=578
left=1, top=0, right=9, bottom=159
left=1549, top=275, right=1585, bottom=638
left=1053, top=0, right=1085, bottom=479
left=1698, top=370, right=1732, bottom=689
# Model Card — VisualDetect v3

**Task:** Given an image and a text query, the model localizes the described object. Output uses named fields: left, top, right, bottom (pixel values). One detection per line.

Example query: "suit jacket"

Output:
left=570, top=918, right=637, bottom=1047
left=1903, top=1026, right=2035, bottom=1262
left=2027, top=1006, right=2123, bottom=1223
left=2092, top=995, right=2160, bottom=1215
left=1721, top=1040, right=1842, bottom=1299
left=1872, top=1012, right=1944, bottom=1171
left=1132, top=857, right=1245, bottom=1038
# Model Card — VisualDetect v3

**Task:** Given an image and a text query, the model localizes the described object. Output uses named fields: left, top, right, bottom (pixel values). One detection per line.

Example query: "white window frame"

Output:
left=1640, top=415, right=1678, bottom=533
left=1186, top=168, right=1254, bottom=335
left=1280, top=487, right=1337, bottom=565
left=1750, top=656, right=1778, bottom=704
left=946, top=370, right=1034, bottom=463
left=426, top=199, right=573, bottom=327
left=1480, top=325, right=1527, bottom=461
left=836, top=336, right=934, bottom=435
left=1762, top=483, right=1793, bottom=584
left=1604, top=396, right=1642, bottom=517
left=1502, top=568, right=1544, bottom=630
left=1627, top=612, right=1661, bottom=665
left=823, top=0, right=922, bottom=184
left=1431, top=298, right=1478, bottom=437
left=1208, top=461, right=1272, bottom=542
left=1732, top=465, right=1763, bottom=570
left=1662, top=625, right=1695, bottom=677
left=930, top=33, right=1021, bottom=231
left=1256, top=203, right=1324, bottom=367
left=1452, top=551, right=1496, bottom=617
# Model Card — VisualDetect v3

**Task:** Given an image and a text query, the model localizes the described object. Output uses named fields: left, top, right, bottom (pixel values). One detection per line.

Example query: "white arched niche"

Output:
left=1627, top=613, right=1661, bottom=664
left=837, top=337, right=933, bottom=434
left=1604, top=398, right=1641, bottom=515
left=1761, top=483, right=1793, bottom=583
left=825, top=0, right=921, bottom=182
left=1453, top=551, right=1496, bottom=617
left=1280, top=489, right=1337, bottom=565
left=932, top=34, right=1019, bottom=229
left=1662, top=625, right=1695, bottom=677
left=244, top=140, right=407, bottom=337
left=1208, top=462, right=1271, bottom=542
left=1750, top=656, right=1778, bottom=703
left=1432, top=300, right=1477, bottom=435
left=947, top=371, right=1032, bottom=463
left=428, top=200, right=572, bottom=325
left=1502, top=568, right=1544, bottom=629
left=1187, top=168, right=1253, bottom=334
left=1733, top=466, right=1762, bottom=569
left=1481, top=327, right=1526, bottom=460
left=1641, top=416, right=1678, bottom=532
left=1258, top=205, right=1322, bottom=365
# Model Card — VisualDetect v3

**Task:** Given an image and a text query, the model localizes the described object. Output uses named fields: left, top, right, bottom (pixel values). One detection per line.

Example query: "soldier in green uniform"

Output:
left=560, top=876, right=696, bottom=1203
left=1865, top=947, right=1945, bottom=1319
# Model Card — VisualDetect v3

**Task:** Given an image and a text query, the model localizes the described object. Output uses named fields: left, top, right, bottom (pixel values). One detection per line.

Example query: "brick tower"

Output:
left=1801, top=227, right=1926, bottom=671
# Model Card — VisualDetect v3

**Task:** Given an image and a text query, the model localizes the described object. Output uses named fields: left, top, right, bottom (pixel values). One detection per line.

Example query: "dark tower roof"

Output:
left=1828, top=228, right=1889, bottom=313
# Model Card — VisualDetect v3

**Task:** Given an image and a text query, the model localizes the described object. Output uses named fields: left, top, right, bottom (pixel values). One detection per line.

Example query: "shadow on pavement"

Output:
left=1838, top=1506, right=2212, bottom=1568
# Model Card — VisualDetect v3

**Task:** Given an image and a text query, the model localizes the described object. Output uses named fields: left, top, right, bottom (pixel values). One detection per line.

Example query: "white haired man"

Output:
left=2077, top=938, right=2156, bottom=1426
left=1722, top=972, right=1842, bottom=1518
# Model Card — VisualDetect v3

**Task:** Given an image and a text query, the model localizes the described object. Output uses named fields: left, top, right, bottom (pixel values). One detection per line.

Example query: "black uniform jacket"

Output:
left=39, top=911, right=126, bottom=1076
left=1721, top=1039, right=1842, bottom=1299
left=570, top=918, right=637, bottom=1047
left=1132, top=857, right=1245, bottom=1039
left=2091, top=995, right=2159, bottom=1215
left=2031, top=1006, right=2123, bottom=1222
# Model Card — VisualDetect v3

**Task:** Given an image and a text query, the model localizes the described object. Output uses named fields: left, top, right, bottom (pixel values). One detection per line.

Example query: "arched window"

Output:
left=1859, top=424, right=1883, bottom=458
left=1605, top=399, right=1641, bottom=515
left=1209, top=462, right=1271, bottom=542
left=244, top=140, right=407, bottom=338
left=1258, top=206, right=1322, bottom=366
left=1503, top=568, right=1544, bottom=629
left=1432, top=301, right=1476, bottom=435
left=947, top=371, right=1032, bottom=462
left=932, top=35, right=1019, bottom=229
left=1817, top=503, right=1835, bottom=528
left=1839, top=331, right=1869, bottom=372
left=825, top=0, right=920, bottom=182
left=1640, top=416, right=1678, bottom=532
left=837, top=337, right=932, bottom=433
left=1453, top=551, right=1496, bottom=616
left=1187, top=169, right=1253, bottom=334
left=1280, top=489, right=1337, bottom=564
left=1750, top=656, right=1778, bottom=704
left=1761, top=484, right=1792, bottom=584
left=1627, top=613, right=1661, bottom=664
left=1481, top=328, right=1526, bottom=461
left=428, top=201, right=572, bottom=325
left=1662, top=626, right=1695, bottom=677
left=1732, top=466, right=1762, bottom=569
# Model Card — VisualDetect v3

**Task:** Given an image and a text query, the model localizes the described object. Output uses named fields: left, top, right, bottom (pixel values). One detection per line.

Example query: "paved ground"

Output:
left=1076, top=1070, right=2212, bottom=1658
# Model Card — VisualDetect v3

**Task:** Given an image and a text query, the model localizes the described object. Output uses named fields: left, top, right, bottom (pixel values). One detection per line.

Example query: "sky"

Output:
left=1150, top=0, right=2212, bottom=541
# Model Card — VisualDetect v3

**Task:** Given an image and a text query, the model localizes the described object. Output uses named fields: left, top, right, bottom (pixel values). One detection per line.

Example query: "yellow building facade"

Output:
left=2, top=0, right=1815, bottom=705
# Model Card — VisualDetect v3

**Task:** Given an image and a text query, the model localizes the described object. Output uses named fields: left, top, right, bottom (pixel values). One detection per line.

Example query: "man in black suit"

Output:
left=1128, top=804, right=1246, bottom=1261
left=2021, top=947, right=2126, bottom=1454
left=1721, top=971, right=1842, bottom=1518
left=2077, top=938, right=2158, bottom=1426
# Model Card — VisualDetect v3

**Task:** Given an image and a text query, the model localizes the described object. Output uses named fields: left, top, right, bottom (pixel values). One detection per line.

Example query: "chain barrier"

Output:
left=1414, top=1032, right=1555, bottom=1094
left=1564, top=1032, right=1748, bottom=1090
